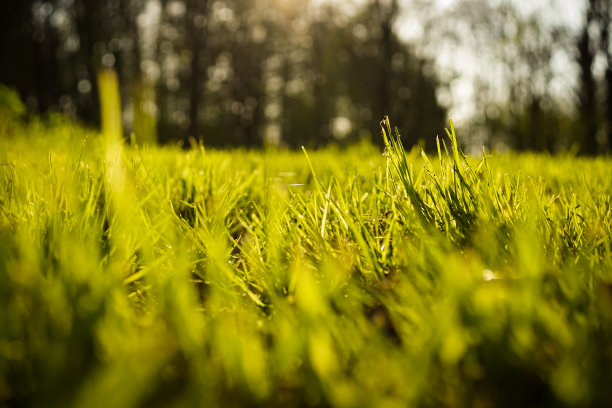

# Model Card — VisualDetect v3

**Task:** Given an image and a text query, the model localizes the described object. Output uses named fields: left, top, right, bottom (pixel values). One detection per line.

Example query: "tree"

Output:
left=185, top=0, right=211, bottom=142
left=602, top=0, right=612, bottom=151
left=419, top=0, right=574, bottom=152
left=350, top=0, right=446, bottom=149
left=0, top=0, right=447, bottom=150
left=577, top=4, right=599, bottom=154
left=277, top=1, right=446, bottom=149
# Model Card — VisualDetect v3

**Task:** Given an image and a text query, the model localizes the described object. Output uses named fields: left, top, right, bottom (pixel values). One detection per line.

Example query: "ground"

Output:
left=1, top=117, right=611, bottom=407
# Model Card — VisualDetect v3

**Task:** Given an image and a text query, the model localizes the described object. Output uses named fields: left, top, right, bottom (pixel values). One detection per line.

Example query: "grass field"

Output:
left=1, top=112, right=612, bottom=407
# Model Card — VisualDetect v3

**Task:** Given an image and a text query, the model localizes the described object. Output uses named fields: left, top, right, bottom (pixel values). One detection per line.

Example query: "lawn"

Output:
left=1, top=115, right=611, bottom=407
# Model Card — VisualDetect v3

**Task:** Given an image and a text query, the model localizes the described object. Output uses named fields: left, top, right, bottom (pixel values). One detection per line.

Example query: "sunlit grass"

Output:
left=1, top=109, right=611, bottom=407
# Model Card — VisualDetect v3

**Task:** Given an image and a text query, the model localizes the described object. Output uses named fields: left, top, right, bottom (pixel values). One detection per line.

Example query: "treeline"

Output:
left=1, top=0, right=611, bottom=153
left=420, top=0, right=612, bottom=154
left=0, top=0, right=444, bottom=149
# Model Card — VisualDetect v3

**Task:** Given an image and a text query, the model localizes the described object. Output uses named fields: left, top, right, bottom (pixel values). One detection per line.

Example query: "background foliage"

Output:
left=1, top=0, right=611, bottom=153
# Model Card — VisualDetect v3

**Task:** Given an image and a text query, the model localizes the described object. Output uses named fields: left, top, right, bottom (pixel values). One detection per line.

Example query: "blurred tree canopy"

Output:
left=0, top=0, right=445, bottom=149
left=411, top=0, right=612, bottom=154
left=1, top=0, right=611, bottom=153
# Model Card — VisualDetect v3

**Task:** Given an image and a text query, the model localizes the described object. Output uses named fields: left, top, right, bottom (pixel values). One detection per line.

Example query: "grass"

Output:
left=1, top=108, right=612, bottom=407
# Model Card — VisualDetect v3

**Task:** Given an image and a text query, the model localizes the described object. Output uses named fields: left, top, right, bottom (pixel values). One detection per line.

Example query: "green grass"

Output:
left=1, top=113, right=612, bottom=407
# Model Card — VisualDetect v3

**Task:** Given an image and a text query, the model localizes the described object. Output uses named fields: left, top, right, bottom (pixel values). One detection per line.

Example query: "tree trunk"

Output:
left=186, top=0, right=209, bottom=143
left=601, top=0, right=612, bottom=152
left=577, top=7, right=599, bottom=155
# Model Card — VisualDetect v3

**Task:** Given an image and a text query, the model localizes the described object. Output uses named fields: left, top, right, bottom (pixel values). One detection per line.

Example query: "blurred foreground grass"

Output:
left=1, top=110, right=612, bottom=407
